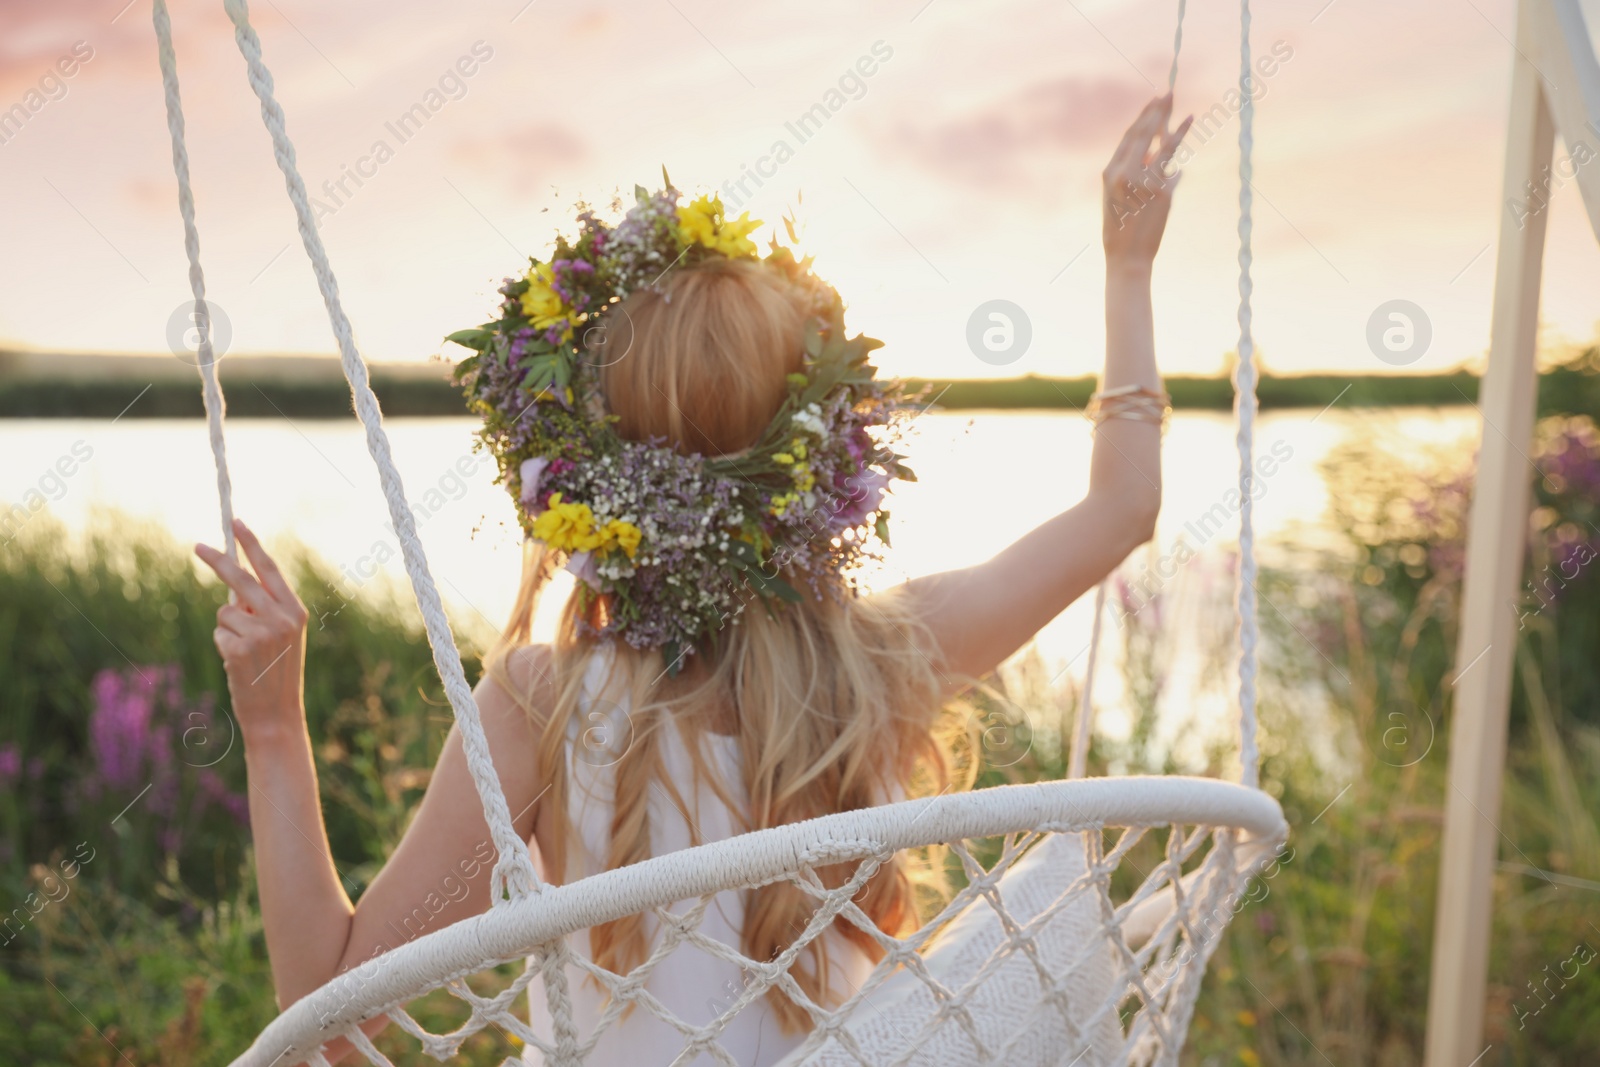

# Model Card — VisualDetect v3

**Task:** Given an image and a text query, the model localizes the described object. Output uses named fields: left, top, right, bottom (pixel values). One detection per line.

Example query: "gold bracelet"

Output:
left=1086, top=385, right=1171, bottom=430
left=1090, top=384, right=1166, bottom=401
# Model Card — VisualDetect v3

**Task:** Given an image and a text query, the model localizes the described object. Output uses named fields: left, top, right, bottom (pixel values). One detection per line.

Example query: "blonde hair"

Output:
left=487, top=257, right=968, bottom=1031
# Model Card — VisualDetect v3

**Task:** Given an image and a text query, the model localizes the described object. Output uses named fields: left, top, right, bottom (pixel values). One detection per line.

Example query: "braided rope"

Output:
left=150, top=1, right=583, bottom=1057
left=1067, top=582, right=1106, bottom=779
left=1076, top=0, right=1263, bottom=791
left=1070, top=0, right=1190, bottom=784
left=212, top=0, right=539, bottom=905
left=150, top=0, right=236, bottom=565
left=1234, top=0, right=1261, bottom=788
left=1166, top=0, right=1188, bottom=93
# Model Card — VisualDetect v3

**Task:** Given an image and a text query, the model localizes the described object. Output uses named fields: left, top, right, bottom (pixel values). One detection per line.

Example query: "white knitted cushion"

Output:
left=778, top=832, right=1124, bottom=1067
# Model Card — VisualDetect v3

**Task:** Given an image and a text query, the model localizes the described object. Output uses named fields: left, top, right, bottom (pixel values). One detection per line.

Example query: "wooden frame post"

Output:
left=1424, top=1, right=1600, bottom=1062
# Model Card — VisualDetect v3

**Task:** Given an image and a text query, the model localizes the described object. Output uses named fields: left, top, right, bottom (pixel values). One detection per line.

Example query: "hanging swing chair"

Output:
left=152, top=1, right=1287, bottom=1063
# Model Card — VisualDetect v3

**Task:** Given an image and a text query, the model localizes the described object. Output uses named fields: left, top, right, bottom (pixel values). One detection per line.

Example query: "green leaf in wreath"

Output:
left=523, top=355, right=562, bottom=395
left=803, top=319, right=824, bottom=359
left=725, top=539, right=762, bottom=569
left=771, top=575, right=803, bottom=603
left=444, top=328, right=493, bottom=352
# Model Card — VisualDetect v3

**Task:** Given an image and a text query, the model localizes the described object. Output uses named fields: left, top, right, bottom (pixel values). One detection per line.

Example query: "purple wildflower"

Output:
left=834, top=464, right=890, bottom=528
left=90, top=667, right=155, bottom=789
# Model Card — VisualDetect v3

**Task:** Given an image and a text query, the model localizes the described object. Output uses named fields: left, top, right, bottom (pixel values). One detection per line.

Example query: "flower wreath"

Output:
left=447, top=178, right=917, bottom=669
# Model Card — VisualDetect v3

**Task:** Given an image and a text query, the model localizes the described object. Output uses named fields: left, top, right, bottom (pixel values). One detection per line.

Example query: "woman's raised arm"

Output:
left=196, top=520, right=549, bottom=1061
left=903, top=94, right=1192, bottom=691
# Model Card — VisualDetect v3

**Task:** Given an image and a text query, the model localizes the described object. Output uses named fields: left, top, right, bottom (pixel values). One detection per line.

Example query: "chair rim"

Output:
left=229, top=775, right=1286, bottom=1067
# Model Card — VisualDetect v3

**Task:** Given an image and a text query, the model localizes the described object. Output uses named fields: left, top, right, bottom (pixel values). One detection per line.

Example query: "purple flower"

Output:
left=566, top=550, right=601, bottom=590
left=0, top=744, right=20, bottom=788
left=844, top=427, right=872, bottom=464
left=519, top=457, right=551, bottom=512
left=90, top=668, right=155, bottom=789
left=834, top=464, right=890, bottom=527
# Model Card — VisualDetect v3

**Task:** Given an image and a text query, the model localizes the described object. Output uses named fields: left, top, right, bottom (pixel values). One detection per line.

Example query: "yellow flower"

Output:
left=675, top=195, right=762, bottom=258
left=793, top=464, right=815, bottom=492
left=1235, top=1010, right=1257, bottom=1028
left=1237, top=1050, right=1261, bottom=1067
left=532, top=385, right=573, bottom=406
left=531, top=493, right=600, bottom=553
left=519, top=263, right=572, bottom=341
left=790, top=439, right=808, bottom=460
left=713, top=211, right=762, bottom=257
left=769, top=491, right=797, bottom=517
left=676, top=196, right=717, bottom=247
left=772, top=452, right=795, bottom=466
left=598, top=519, right=643, bottom=559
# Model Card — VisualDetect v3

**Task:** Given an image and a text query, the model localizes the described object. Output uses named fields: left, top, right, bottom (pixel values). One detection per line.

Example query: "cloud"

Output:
left=0, top=0, right=229, bottom=97
left=886, top=75, right=1148, bottom=188
left=449, top=122, right=589, bottom=194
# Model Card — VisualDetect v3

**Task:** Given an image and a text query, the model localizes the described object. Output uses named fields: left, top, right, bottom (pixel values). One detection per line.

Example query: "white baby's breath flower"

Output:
left=791, top=408, right=825, bottom=435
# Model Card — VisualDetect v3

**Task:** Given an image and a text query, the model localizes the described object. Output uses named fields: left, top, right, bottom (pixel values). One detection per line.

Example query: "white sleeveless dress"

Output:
left=524, top=647, right=873, bottom=1065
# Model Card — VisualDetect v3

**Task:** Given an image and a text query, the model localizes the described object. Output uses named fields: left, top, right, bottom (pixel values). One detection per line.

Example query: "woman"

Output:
left=196, top=93, right=1192, bottom=1065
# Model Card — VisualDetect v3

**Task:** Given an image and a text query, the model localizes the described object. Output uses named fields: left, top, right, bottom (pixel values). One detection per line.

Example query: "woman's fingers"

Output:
left=233, top=519, right=298, bottom=607
left=1111, top=94, right=1172, bottom=171
left=217, top=602, right=262, bottom=637
left=213, top=627, right=246, bottom=660
left=195, top=541, right=275, bottom=613
left=1113, top=94, right=1164, bottom=171
left=1155, top=114, right=1194, bottom=173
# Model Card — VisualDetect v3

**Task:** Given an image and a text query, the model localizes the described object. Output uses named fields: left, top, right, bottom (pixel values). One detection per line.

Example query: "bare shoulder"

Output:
left=477, top=643, right=558, bottom=733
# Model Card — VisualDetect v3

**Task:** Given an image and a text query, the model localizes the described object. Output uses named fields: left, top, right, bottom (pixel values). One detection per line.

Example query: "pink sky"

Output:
left=1, top=0, right=1597, bottom=380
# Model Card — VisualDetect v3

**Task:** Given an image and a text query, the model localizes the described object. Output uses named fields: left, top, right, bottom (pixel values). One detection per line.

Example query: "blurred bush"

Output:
left=0, top=513, right=510, bottom=1065
left=3, top=398, right=1599, bottom=1063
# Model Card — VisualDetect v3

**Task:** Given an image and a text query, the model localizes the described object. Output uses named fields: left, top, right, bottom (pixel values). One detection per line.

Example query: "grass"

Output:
left=3, top=399, right=1599, bottom=1065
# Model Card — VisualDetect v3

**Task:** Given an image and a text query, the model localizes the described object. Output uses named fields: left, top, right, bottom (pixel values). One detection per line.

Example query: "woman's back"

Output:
left=197, top=113, right=1185, bottom=1063
left=525, top=646, right=872, bottom=1066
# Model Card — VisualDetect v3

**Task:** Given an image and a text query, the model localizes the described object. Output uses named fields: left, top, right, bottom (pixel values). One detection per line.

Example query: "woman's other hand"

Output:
left=1102, top=93, right=1193, bottom=266
left=195, top=518, right=309, bottom=740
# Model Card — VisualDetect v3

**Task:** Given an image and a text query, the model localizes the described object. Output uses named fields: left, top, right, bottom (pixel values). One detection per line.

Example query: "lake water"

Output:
left=1, top=408, right=1478, bottom=761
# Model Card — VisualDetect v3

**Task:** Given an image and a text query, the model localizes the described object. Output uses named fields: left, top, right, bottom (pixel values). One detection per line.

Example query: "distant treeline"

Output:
left=3, top=358, right=1598, bottom=418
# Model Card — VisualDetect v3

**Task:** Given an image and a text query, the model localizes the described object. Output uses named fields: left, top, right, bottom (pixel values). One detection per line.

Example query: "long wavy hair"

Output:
left=486, top=256, right=972, bottom=1032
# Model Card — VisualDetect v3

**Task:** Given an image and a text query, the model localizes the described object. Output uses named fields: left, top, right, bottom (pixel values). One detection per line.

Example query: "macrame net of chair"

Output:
left=150, top=2, right=1286, bottom=1064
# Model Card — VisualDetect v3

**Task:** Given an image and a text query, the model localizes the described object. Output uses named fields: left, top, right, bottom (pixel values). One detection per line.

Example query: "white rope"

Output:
left=1071, top=0, right=1190, bottom=785
left=227, top=776, right=1288, bottom=1067
left=1233, top=0, right=1261, bottom=789
left=1166, top=0, right=1188, bottom=93
left=210, top=0, right=540, bottom=905
left=207, top=3, right=585, bottom=1052
left=1074, top=0, right=1263, bottom=791
left=151, top=0, right=236, bottom=565
left=1067, top=582, right=1106, bottom=779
